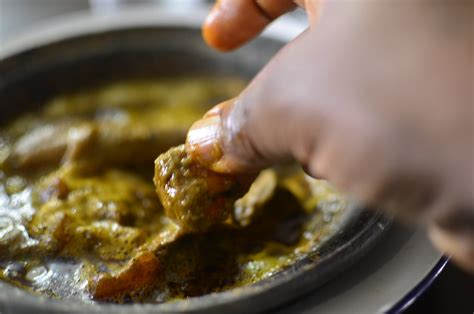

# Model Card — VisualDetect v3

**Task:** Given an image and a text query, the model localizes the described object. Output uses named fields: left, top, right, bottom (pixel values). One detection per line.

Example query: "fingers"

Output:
left=429, top=222, right=474, bottom=273
left=186, top=98, right=273, bottom=173
left=187, top=31, right=321, bottom=173
left=194, top=0, right=474, bottom=275
left=203, top=0, right=297, bottom=51
left=257, top=0, right=299, bottom=19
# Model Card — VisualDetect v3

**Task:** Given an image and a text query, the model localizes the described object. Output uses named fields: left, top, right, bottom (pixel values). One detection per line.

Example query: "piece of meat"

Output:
left=8, top=121, right=185, bottom=171
left=244, top=188, right=308, bottom=246
left=72, top=222, right=145, bottom=261
left=29, top=168, right=163, bottom=258
left=29, top=210, right=69, bottom=254
left=154, top=145, right=251, bottom=232
left=67, top=123, right=186, bottom=169
left=233, top=169, right=278, bottom=227
left=9, top=122, right=94, bottom=169
left=90, top=251, right=161, bottom=302
left=276, top=166, right=323, bottom=211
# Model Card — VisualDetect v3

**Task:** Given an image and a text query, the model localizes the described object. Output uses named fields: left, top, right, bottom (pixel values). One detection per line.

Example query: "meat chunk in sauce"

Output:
left=154, top=145, right=250, bottom=232
left=90, top=251, right=161, bottom=301
left=0, top=79, right=348, bottom=304
left=7, top=121, right=185, bottom=171
left=233, top=169, right=278, bottom=227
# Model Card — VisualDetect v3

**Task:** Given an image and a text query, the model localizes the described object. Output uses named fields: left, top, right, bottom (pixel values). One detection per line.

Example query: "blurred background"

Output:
left=0, top=0, right=472, bottom=313
left=0, top=0, right=306, bottom=45
left=0, top=0, right=205, bottom=44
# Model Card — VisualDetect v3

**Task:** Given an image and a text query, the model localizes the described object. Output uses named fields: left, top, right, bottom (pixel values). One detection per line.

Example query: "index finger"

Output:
left=203, top=0, right=297, bottom=51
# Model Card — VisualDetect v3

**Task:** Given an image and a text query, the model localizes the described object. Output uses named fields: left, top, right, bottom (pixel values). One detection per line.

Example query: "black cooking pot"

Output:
left=0, top=8, right=392, bottom=314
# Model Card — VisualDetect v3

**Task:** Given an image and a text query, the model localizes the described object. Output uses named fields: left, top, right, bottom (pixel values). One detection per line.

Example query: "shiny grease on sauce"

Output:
left=0, top=78, right=347, bottom=303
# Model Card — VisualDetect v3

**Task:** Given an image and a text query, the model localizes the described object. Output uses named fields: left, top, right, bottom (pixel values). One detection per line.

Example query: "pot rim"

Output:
left=0, top=7, right=391, bottom=313
left=0, top=5, right=306, bottom=61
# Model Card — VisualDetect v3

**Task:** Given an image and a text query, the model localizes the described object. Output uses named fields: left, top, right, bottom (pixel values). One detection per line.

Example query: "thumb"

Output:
left=186, top=31, right=320, bottom=174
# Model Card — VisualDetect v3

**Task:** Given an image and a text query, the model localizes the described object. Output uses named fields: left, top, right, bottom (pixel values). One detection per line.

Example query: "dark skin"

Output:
left=186, top=0, right=474, bottom=272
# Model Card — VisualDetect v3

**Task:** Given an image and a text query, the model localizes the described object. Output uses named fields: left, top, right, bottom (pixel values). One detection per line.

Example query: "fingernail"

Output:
left=203, top=100, right=229, bottom=118
left=186, top=115, right=223, bottom=167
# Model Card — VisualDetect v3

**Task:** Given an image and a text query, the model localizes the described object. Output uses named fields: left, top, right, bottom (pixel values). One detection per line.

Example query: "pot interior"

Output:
left=0, top=26, right=391, bottom=313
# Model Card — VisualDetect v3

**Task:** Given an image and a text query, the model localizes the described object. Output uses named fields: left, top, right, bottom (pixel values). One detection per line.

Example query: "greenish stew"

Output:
left=0, top=78, right=348, bottom=303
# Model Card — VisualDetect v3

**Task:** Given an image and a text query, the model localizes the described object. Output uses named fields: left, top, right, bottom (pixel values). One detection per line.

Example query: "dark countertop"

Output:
left=406, top=263, right=474, bottom=314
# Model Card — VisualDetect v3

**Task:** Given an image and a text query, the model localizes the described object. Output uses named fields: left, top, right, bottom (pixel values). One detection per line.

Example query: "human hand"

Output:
left=188, top=0, right=474, bottom=271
